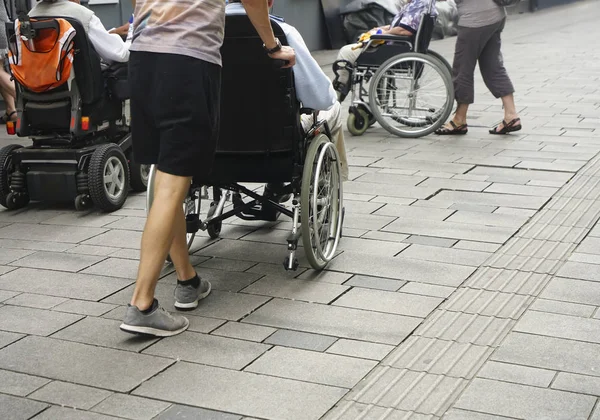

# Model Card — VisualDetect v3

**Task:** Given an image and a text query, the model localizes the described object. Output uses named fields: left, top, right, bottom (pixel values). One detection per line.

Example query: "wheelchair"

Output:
left=333, top=0, right=454, bottom=138
left=146, top=15, right=344, bottom=271
left=0, top=15, right=147, bottom=212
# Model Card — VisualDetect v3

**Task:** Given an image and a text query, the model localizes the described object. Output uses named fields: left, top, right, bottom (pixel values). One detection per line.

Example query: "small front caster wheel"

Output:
left=5, top=192, right=29, bottom=210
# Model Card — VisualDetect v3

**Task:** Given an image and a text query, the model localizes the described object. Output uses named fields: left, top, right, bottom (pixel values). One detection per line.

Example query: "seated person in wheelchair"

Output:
left=29, top=0, right=130, bottom=64
left=334, top=0, right=438, bottom=101
left=227, top=0, right=349, bottom=182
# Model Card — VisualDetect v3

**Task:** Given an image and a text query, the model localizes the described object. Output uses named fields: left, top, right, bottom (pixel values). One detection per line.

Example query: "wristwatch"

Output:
left=264, top=38, right=282, bottom=54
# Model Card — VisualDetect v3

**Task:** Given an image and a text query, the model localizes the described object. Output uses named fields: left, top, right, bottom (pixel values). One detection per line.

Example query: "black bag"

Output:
left=103, top=63, right=129, bottom=101
left=493, top=0, right=521, bottom=6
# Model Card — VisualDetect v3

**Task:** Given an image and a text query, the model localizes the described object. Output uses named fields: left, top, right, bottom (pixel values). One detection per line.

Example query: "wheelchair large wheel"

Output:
left=146, top=165, right=200, bottom=252
left=301, top=134, right=343, bottom=270
left=88, top=144, right=129, bottom=212
left=369, top=53, right=454, bottom=138
left=427, top=49, right=453, bottom=80
left=0, top=144, right=22, bottom=209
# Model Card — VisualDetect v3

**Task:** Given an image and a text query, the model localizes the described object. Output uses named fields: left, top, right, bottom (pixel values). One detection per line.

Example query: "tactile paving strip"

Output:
left=324, top=153, right=600, bottom=419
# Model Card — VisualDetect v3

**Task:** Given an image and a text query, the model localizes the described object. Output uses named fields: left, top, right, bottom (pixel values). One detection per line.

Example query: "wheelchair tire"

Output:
left=129, top=160, right=150, bottom=192
left=88, top=144, right=130, bottom=212
left=206, top=202, right=221, bottom=239
left=427, top=50, right=453, bottom=81
left=0, top=144, right=22, bottom=209
left=369, top=53, right=454, bottom=138
left=347, top=108, right=370, bottom=137
left=301, top=134, right=343, bottom=270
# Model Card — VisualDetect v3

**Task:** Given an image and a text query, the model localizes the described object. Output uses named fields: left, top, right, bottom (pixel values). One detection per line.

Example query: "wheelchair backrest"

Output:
left=414, top=13, right=435, bottom=53
left=217, top=15, right=301, bottom=156
left=6, top=17, right=104, bottom=105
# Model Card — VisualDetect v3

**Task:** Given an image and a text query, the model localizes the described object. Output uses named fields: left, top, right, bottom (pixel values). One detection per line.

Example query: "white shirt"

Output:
left=88, top=14, right=130, bottom=63
left=226, top=3, right=336, bottom=111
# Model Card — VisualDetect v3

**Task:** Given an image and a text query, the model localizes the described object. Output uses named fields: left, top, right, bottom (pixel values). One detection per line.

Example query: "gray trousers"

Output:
left=452, top=18, right=515, bottom=104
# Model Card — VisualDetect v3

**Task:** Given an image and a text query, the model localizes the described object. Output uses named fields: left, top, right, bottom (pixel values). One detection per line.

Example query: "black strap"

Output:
left=15, top=0, right=35, bottom=39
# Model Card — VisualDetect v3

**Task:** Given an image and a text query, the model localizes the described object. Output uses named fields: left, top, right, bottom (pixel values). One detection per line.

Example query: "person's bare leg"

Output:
left=494, top=93, right=520, bottom=131
left=168, top=203, right=196, bottom=281
left=440, top=103, right=469, bottom=130
left=130, top=170, right=191, bottom=310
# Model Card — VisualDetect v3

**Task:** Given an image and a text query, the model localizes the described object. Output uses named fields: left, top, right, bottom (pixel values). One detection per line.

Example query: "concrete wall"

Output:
left=271, top=0, right=329, bottom=51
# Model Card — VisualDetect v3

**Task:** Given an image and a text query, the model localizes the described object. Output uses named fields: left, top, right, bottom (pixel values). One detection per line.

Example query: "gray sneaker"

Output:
left=120, top=302, right=189, bottom=337
left=174, top=278, right=212, bottom=310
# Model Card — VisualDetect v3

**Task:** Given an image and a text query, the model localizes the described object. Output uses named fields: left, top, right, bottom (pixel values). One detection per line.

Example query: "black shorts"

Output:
left=129, top=51, right=221, bottom=178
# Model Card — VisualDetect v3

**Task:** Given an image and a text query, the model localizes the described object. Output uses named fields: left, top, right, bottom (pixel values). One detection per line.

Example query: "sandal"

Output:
left=435, top=120, right=468, bottom=135
left=0, top=111, right=17, bottom=125
left=489, top=118, right=522, bottom=135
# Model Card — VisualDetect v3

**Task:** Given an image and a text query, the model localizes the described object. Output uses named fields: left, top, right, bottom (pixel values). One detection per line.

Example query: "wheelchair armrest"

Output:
left=370, top=34, right=412, bottom=42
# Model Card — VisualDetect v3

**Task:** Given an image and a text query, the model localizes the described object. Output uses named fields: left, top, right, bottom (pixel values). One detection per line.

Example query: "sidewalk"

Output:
left=1, top=1, right=600, bottom=419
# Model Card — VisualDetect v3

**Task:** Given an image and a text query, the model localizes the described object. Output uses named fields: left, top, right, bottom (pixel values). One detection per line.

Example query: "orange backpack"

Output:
left=8, top=18, right=77, bottom=93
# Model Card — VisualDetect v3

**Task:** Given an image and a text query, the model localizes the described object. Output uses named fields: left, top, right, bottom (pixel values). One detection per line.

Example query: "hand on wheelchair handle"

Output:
left=269, top=45, right=295, bottom=68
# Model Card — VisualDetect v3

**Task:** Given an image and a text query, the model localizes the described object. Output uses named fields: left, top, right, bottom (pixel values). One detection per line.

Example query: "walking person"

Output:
left=436, top=0, right=521, bottom=135
left=120, top=0, right=295, bottom=337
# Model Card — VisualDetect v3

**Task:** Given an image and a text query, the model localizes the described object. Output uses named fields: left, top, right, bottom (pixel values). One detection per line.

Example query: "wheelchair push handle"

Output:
left=271, top=59, right=290, bottom=69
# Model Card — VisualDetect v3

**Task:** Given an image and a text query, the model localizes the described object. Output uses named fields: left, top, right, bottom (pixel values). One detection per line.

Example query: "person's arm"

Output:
left=109, top=22, right=130, bottom=36
left=240, top=0, right=295, bottom=68
left=87, top=15, right=130, bottom=63
left=384, top=26, right=413, bottom=36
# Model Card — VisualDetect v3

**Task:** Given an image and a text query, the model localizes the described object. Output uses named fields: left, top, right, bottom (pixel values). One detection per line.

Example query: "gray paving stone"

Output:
left=569, top=252, right=600, bottom=265
left=52, top=299, right=117, bottom=316
left=66, top=245, right=117, bottom=256
left=32, top=406, right=121, bottom=420
left=361, top=230, right=411, bottom=243
left=197, top=239, right=311, bottom=267
left=466, top=268, right=551, bottom=296
left=0, top=305, right=82, bottom=336
left=245, top=298, right=422, bottom=345
left=0, top=330, right=24, bottom=349
left=245, top=262, right=307, bottom=279
left=385, top=217, right=517, bottom=243
left=328, top=252, right=476, bottom=287
left=246, top=346, right=377, bottom=388
left=518, top=224, right=587, bottom=243
left=453, top=240, right=501, bottom=253
left=0, top=264, right=17, bottom=276
left=144, top=331, right=270, bottom=370
left=0, top=289, right=21, bottom=302
left=102, top=216, right=146, bottom=231
left=492, top=332, right=600, bottom=377
left=341, top=199, right=385, bottom=215
left=373, top=204, right=454, bottom=220
left=485, top=183, right=559, bottom=197
left=82, top=258, right=141, bottom=279
left=372, top=159, right=474, bottom=175
left=552, top=372, right=600, bottom=396
left=540, top=277, right=600, bottom=306
left=348, top=367, right=467, bottom=415
left=134, top=361, right=347, bottom=420
left=384, top=336, right=492, bottom=379
left=264, top=329, right=337, bottom=352
left=0, top=238, right=75, bottom=252
left=353, top=172, right=426, bottom=186
left=494, top=207, right=537, bottom=218
left=337, top=236, right=409, bottom=256
left=297, top=269, right=353, bottom=285
left=344, top=275, right=406, bottom=291
left=52, top=316, right=158, bottom=352
left=399, top=282, right=456, bottom=299
left=430, top=190, right=549, bottom=210
left=43, top=212, right=122, bottom=228
left=529, top=299, right=596, bottom=318
left=0, top=248, right=35, bottom=265
left=342, top=213, right=397, bottom=231
left=30, top=381, right=112, bottom=409
left=591, top=406, right=600, bottom=420
left=557, top=261, right=600, bottom=282
left=154, top=404, right=240, bottom=420
left=344, top=180, right=438, bottom=200
left=477, top=361, right=556, bottom=388
left=400, top=245, right=491, bottom=267
left=103, top=284, right=270, bottom=321
left=416, top=310, right=515, bottom=346
left=502, top=238, right=575, bottom=260
left=0, top=369, right=51, bottom=396
left=419, top=178, right=491, bottom=192
left=82, top=229, right=142, bottom=249
left=442, top=408, right=518, bottom=420
left=514, top=310, right=600, bottom=344
left=575, top=236, right=600, bottom=255
left=92, top=394, right=171, bottom=420
left=9, top=251, right=106, bottom=272
left=4, top=293, right=68, bottom=309
left=326, top=339, right=394, bottom=361
left=0, top=268, right=132, bottom=301
left=333, top=288, right=443, bottom=318
left=446, top=211, right=529, bottom=228
left=454, top=378, right=595, bottom=420
left=0, top=208, right=66, bottom=224
left=0, top=336, right=174, bottom=392
left=0, top=393, right=48, bottom=420
left=448, top=203, right=498, bottom=213
left=0, top=223, right=106, bottom=243
left=241, top=275, right=348, bottom=304
left=403, top=235, right=458, bottom=248
left=443, top=289, right=533, bottom=319
left=211, top=322, right=276, bottom=342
